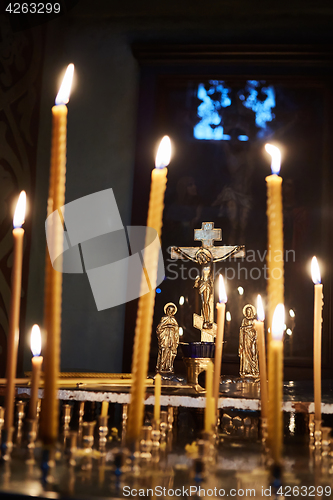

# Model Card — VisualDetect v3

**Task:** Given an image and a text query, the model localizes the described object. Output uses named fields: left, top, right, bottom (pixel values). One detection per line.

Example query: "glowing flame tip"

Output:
left=265, top=143, right=281, bottom=175
left=155, top=136, right=171, bottom=169
left=13, top=191, right=26, bottom=228
left=55, top=63, right=74, bottom=105
left=272, top=304, right=285, bottom=341
left=257, top=294, right=265, bottom=322
left=30, top=324, right=41, bottom=357
left=311, top=256, right=321, bottom=285
left=219, top=274, right=227, bottom=304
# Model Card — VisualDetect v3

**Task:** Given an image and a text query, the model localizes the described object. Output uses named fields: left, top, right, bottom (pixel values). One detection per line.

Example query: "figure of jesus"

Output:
left=156, top=303, right=179, bottom=373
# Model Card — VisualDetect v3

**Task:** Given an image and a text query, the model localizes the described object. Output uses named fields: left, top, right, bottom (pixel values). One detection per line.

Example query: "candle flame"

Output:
left=155, top=136, right=171, bottom=169
left=219, top=274, right=227, bottom=303
left=13, top=191, right=26, bottom=228
left=272, top=304, right=285, bottom=341
left=30, top=324, right=41, bottom=357
left=55, top=63, right=74, bottom=105
left=265, top=143, right=281, bottom=175
left=257, top=294, right=265, bottom=322
left=311, top=256, right=321, bottom=284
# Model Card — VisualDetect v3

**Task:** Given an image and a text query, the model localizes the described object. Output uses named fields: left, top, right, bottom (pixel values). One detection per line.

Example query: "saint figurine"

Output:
left=239, top=304, right=259, bottom=378
left=156, top=303, right=179, bottom=373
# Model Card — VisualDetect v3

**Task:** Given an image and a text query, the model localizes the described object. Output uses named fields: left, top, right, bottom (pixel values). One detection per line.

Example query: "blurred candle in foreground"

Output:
left=5, top=191, right=26, bottom=431
left=41, top=64, right=74, bottom=446
left=127, top=136, right=171, bottom=444
left=204, top=360, right=214, bottom=433
left=268, top=303, right=285, bottom=465
left=254, top=295, right=268, bottom=420
left=154, top=373, right=161, bottom=424
left=311, top=256, right=323, bottom=422
left=213, top=275, right=227, bottom=411
left=29, top=325, right=43, bottom=420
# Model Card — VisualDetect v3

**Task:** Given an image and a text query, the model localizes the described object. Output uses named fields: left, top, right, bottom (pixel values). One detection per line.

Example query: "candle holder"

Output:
left=160, top=411, right=168, bottom=443
left=66, top=431, right=77, bottom=467
left=321, top=427, right=331, bottom=457
left=98, top=415, right=109, bottom=453
left=167, top=407, right=174, bottom=432
left=201, top=431, right=217, bottom=465
left=314, top=420, right=322, bottom=450
left=61, top=404, right=72, bottom=447
left=309, top=414, right=315, bottom=449
left=25, top=418, right=37, bottom=464
left=121, top=403, right=128, bottom=446
left=41, top=446, right=56, bottom=485
left=0, top=427, right=14, bottom=462
left=140, top=425, right=153, bottom=465
left=15, top=400, right=26, bottom=446
left=81, top=421, right=96, bottom=470
left=77, top=401, right=85, bottom=445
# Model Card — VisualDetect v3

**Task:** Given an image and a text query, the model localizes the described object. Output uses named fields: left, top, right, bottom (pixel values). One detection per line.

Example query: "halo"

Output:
left=164, top=302, right=177, bottom=315
left=242, top=304, right=256, bottom=318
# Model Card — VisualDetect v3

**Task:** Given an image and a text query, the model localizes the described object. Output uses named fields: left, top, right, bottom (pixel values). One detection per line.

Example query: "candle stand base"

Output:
left=1, top=427, right=14, bottom=462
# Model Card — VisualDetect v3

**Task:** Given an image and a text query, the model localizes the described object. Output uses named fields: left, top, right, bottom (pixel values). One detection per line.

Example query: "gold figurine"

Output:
left=156, top=303, right=179, bottom=373
left=239, top=304, right=259, bottom=378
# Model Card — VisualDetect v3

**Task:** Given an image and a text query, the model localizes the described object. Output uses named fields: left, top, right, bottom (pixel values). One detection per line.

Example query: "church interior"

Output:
left=0, top=1, right=333, bottom=498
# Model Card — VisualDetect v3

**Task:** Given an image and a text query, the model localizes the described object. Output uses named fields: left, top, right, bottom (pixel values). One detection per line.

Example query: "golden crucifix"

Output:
left=171, top=222, right=245, bottom=342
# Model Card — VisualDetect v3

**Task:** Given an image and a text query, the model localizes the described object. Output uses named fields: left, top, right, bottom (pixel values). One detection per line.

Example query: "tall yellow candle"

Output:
left=254, top=295, right=268, bottom=420
left=29, top=325, right=43, bottom=420
left=265, top=144, right=284, bottom=334
left=213, top=275, right=227, bottom=411
left=154, top=373, right=161, bottom=423
left=311, top=256, right=323, bottom=421
left=41, top=64, right=74, bottom=445
left=204, top=360, right=214, bottom=433
left=127, top=136, right=171, bottom=445
left=101, top=401, right=109, bottom=417
left=4, top=191, right=26, bottom=431
left=268, top=304, right=284, bottom=465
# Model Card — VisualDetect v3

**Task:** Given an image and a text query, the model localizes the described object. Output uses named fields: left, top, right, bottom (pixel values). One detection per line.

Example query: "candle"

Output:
left=311, top=256, right=323, bottom=421
left=41, top=64, right=74, bottom=445
left=265, top=144, right=284, bottom=333
left=254, top=295, right=268, bottom=420
left=29, top=325, right=43, bottom=420
left=127, top=136, right=171, bottom=445
left=101, top=401, right=109, bottom=417
left=4, top=192, right=26, bottom=431
left=154, top=373, right=161, bottom=424
left=204, top=360, right=214, bottom=433
left=268, top=304, right=284, bottom=465
left=213, top=275, right=227, bottom=411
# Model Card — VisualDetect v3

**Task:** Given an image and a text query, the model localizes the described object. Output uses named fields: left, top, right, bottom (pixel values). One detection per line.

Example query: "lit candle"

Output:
left=41, top=64, right=74, bottom=445
left=4, top=191, right=26, bottom=431
left=254, top=295, right=268, bottom=420
left=311, top=256, right=323, bottom=422
left=154, top=373, right=161, bottom=424
left=268, top=304, right=284, bottom=465
left=127, top=136, right=171, bottom=444
left=265, top=144, right=284, bottom=335
left=213, top=275, right=227, bottom=411
left=29, top=325, right=43, bottom=420
left=204, top=360, right=214, bottom=433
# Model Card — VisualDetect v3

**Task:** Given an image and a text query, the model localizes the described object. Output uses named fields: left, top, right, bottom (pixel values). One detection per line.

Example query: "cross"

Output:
left=171, top=222, right=245, bottom=342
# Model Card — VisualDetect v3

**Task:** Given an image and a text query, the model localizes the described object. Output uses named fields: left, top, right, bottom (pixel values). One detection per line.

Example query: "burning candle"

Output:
left=204, top=360, right=214, bottom=433
left=265, top=144, right=284, bottom=334
left=254, top=295, right=268, bottom=420
left=4, top=191, right=26, bottom=431
left=311, top=256, right=323, bottom=421
left=213, top=275, right=227, bottom=411
left=127, top=136, right=171, bottom=444
left=29, top=325, right=43, bottom=420
left=268, top=303, right=284, bottom=465
left=154, top=373, right=161, bottom=424
left=41, top=64, right=74, bottom=445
